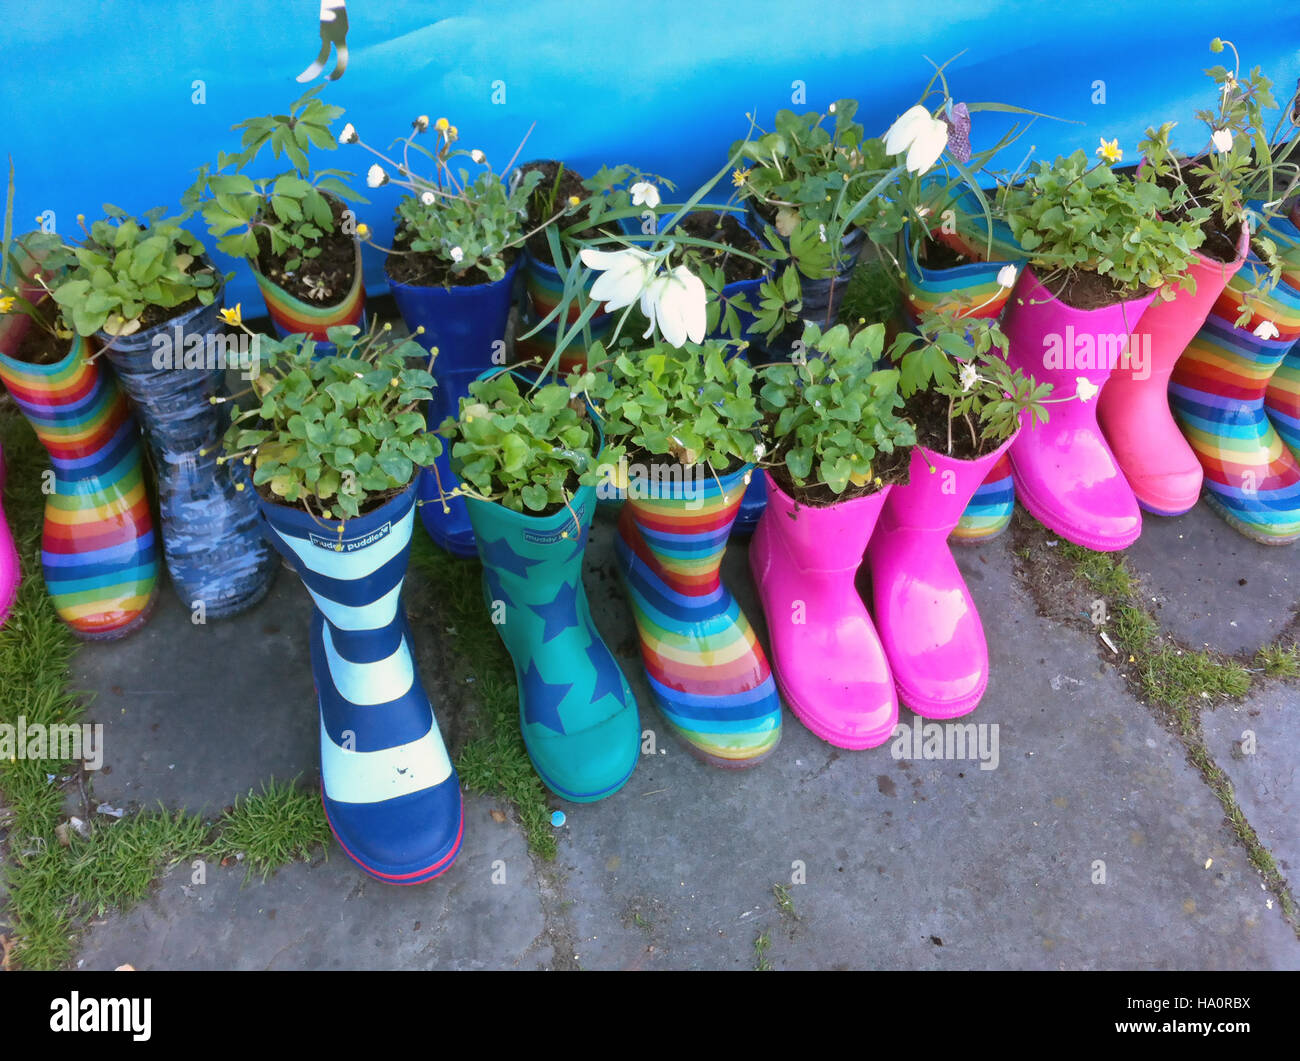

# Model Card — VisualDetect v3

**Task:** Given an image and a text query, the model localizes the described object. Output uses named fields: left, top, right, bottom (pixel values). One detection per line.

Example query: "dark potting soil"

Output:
left=1040, top=267, right=1149, bottom=312
left=676, top=211, right=764, bottom=283
left=385, top=226, right=518, bottom=288
left=135, top=294, right=203, bottom=333
left=254, top=196, right=357, bottom=306
left=12, top=323, right=68, bottom=365
left=917, top=238, right=968, bottom=271
left=769, top=441, right=911, bottom=509
left=254, top=479, right=405, bottom=521
left=519, top=161, right=597, bottom=264
left=907, top=385, right=1004, bottom=462
left=1155, top=169, right=1244, bottom=265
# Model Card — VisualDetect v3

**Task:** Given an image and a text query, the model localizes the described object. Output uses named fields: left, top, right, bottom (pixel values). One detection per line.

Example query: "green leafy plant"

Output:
left=438, top=370, right=609, bottom=513
left=0, top=159, right=76, bottom=340
left=219, top=320, right=440, bottom=519
left=888, top=307, right=1053, bottom=456
left=1002, top=149, right=1205, bottom=301
left=756, top=322, right=916, bottom=497
left=349, top=118, right=543, bottom=284
left=49, top=207, right=221, bottom=337
left=184, top=86, right=363, bottom=275
left=586, top=338, right=763, bottom=471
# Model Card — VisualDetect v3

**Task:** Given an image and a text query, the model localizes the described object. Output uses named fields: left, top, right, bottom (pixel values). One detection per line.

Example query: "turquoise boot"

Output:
left=466, top=484, right=640, bottom=802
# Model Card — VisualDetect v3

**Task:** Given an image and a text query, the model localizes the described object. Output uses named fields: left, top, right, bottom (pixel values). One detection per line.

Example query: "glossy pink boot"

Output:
left=1098, top=228, right=1249, bottom=515
left=749, top=472, right=896, bottom=749
left=0, top=444, right=20, bottom=626
left=866, top=439, right=1014, bottom=719
left=1002, top=267, right=1156, bottom=550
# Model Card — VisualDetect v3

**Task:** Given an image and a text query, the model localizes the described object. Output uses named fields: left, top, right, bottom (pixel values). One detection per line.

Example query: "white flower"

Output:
left=366, top=164, right=387, bottom=188
left=828, top=103, right=837, bottom=114
left=641, top=265, right=707, bottom=348
left=1076, top=377, right=1099, bottom=403
left=1211, top=128, right=1233, bottom=154
left=818, top=223, right=828, bottom=243
left=1254, top=319, right=1281, bottom=340
left=959, top=362, right=979, bottom=392
left=753, top=442, right=766, bottom=462
left=338, top=122, right=358, bottom=145
left=630, top=182, right=660, bottom=209
left=421, top=191, right=436, bottom=206
left=450, top=246, right=464, bottom=263
left=413, top=115, right=429, bottom=133
left=471, top=149, right=485, bottom=164
left=581, top=247, right=657, bottom=313
left=997, top=264, right=1018, bottom=289
left=883, top=105, right=948, bottom=175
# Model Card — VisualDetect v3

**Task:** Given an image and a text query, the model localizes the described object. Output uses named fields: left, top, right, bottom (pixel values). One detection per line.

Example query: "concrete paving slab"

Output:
left=37, top=503, right=1300, bottom=970
left=1123, top=502, right=1298, bottom=657
left=1201, top=685, right=1299, bottom=882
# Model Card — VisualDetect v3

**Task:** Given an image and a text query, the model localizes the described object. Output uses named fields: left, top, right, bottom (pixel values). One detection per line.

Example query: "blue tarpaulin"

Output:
left=2, top=1, right=1296, bottom=305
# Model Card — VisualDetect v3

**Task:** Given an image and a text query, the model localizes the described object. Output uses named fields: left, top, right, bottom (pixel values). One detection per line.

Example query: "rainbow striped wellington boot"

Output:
left=0, top=326, right=158, bottom=639
left=466, top=484, right=640, bottom=802
left=259, top=483, right=464, bottom=884
left=251, top=239, right=366, bottom=356
left=613, top=462, right=781, bottom=767
left=902, top=210, right=1025, bottom=544
left=1169, top=241, right=1300, bottom=545
left=1264, top=210, right=1300, bottom=458
left=514, top=250, right=612, bottom=376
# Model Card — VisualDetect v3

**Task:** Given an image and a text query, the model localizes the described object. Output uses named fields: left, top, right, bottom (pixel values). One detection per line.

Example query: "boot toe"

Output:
left=324, top=776, right=464, bottom=885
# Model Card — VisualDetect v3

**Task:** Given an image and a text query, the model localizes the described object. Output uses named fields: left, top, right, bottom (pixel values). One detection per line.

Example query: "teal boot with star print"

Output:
left=465, top=483, right=641, bottom=802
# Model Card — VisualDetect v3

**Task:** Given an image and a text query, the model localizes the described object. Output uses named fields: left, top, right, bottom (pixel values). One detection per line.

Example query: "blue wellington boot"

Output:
left=390, top=258, right=520, bottom=558
left=260, top=483, right=464, bottom=883
left=465, top=484, right=640, bottom=802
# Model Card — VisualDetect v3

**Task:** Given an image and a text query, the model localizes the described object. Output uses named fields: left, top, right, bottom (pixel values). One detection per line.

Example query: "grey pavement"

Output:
left=65, top=498, right=1300, bottom=971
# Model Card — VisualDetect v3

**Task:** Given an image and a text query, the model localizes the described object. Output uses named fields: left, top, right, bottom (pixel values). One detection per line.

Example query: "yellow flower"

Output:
left=1096, top=138, right=1123, bottom=164
left=435, top=117, right=450, bottom=133
left=218, top=304, right=242, bottom=326
left=356, top=223, right=371, bottom=239
left=0, top=296, right=14, bottom=314
left=731, top=167, right=749, bottom=187
left=567, top=195, right=580, bottom=207
left=448, top=125, right=459, bottom=140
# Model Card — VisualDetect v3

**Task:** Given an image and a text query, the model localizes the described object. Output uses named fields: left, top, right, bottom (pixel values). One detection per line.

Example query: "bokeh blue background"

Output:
left=2, top=0, right=1297, bottom=305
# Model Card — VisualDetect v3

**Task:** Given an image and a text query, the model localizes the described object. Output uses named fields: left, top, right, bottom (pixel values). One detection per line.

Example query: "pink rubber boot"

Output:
left=749, top=472, right=896, bottom=749
left=0, top=443, right=20, bottom=626
left=1098, top=228, right=1249, bottom=515
left=866, top=439, right=1014, bottom=719
left=1003, top=267, right=1156, bottom=551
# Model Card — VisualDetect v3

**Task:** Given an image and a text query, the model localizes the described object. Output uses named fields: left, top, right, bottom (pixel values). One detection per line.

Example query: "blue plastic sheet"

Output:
left=2, top=1, right=1296, bottom=308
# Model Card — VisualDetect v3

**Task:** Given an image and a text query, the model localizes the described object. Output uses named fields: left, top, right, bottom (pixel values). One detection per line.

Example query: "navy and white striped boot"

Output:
left=260, top=482, right=464, bottom=884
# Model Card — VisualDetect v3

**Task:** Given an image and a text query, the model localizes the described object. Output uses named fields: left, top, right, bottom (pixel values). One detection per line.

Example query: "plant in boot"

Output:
left=587, top=338, right=783, bottom=768
left=44, top=206, right=273, bottom=618
left=184, top=86, right=367, bottom=339
left=221, top=318, right=462, bottom=884
left=437, top=368, right=641, bottom=802
left=219, top=319, right=440, bottom=520
left=748, top=320, right=915, bottom=750
left=1002, top=148, right=1205, bottom=307
left=48, top=207, right=224, bottom=338
left=348, top=118, right=543, bottom=287
left=0, top=167, right=160, bottom=638
left=755, top=321, right=916, bottom=504
left=888, top=306, right=1052, bottom=460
